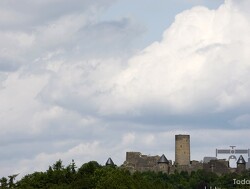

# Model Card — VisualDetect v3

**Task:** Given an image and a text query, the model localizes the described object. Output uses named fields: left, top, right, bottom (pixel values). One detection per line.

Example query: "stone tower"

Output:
left=175, top=134, right=190, bottom=166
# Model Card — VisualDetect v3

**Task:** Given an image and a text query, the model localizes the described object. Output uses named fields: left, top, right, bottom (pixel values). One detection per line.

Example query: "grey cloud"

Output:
left=230, top=0, right=250, bottom=13
left=72, top=18, right=145, bottom=58
left=0, top=2, right=144, bottom=74
left=0, top=0, right=250, bottom=179
left=0, top=58, right=20, bottom=72
left=0, top=0, right=146, bottom=178
left=229, top=114, right=250, bottom=128
left=0, top=0, right=116, bottom=29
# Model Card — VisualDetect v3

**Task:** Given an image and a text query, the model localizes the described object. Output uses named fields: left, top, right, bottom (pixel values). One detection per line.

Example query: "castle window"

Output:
left=180, top=145, right=182, bottom=148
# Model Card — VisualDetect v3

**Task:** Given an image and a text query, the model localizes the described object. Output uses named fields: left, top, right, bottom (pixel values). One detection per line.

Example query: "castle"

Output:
left=107, top=135, right=249, bottom=175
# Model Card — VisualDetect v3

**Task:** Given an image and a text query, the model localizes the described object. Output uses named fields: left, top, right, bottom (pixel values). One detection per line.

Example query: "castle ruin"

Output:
left=119, top=134, right=249, bottom=175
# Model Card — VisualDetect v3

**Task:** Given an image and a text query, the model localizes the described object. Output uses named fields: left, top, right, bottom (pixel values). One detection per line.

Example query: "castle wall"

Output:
left=236, top=164, right=246, bottom=173
left=203, top=159, right=230, bottom=175
left=246, top=158, right=250, bottom=169
left=123, top=152, right=171, bottom=173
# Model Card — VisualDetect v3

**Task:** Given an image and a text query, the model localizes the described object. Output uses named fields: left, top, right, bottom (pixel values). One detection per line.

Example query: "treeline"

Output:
left=0, top=160, right=250, bottom=189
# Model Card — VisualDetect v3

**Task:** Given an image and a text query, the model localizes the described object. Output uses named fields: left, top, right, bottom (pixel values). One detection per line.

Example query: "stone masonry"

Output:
left=175, top=135, right=190, bottom=166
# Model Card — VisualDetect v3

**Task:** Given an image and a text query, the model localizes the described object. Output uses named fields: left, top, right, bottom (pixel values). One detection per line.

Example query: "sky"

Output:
left=0, top=0, right=250, bottom=178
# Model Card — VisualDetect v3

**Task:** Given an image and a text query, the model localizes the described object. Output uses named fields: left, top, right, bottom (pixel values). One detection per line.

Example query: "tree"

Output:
left=8, top=174, right=18, bottom=188
left=70, top=159, right=76, bottom=174
left=0, top=177, right=8, bottom=189
left=52, top=160, right=64, bottom=171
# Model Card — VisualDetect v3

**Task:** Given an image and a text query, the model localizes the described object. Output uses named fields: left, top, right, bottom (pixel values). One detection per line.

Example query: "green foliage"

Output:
left=0, top=177, right=8, bottom=189
left=2, top=161, right=249, bottom=189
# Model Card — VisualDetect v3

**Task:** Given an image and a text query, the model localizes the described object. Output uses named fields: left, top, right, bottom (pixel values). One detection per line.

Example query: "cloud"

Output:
left=0, top=0, right=142, bottom=73
left=0, top=0, right=147, bottom=178
left=104, top=0, right=250, bottom=117
left=0, top=0, right=250, bottom=180
left=122, top=132, right=135, bottom=145
left=0, top=58, right=20, bottom=72
left=0, top=0, right=116, bottom=28
left=230, top=114, right=250, bottom=128
left=10, top=141, right=104, bottom=178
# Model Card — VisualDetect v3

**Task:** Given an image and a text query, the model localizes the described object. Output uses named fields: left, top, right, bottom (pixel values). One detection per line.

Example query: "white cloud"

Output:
left=13, top=141, right=103, bottom=178
left=104, top=0, right=250, bottom=115
left=122, top=132, right=135, bottom=145
left=0, top=0, right=250, bottom=180
left=0, top=0, right=137, bottom=178
left=0, top=31, right=35, bottom=60
left=0, top=72, right=49, bottom=134
left=34, top=14, right=88, bottom=49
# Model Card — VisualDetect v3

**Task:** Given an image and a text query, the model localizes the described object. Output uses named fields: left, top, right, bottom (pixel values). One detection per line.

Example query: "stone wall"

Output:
left=203, top=159, right=230, bottom=175
left=169, top=161, right=203, bottom=174
left=122, top=152, right=171, bottom=173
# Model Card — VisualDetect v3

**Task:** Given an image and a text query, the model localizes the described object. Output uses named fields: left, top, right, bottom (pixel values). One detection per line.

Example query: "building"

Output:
left=121, top=134, right=248, bottom=175
left=175, top=135, right=190, bottom=166
left=121, top=152, right=171, bottom=173
left=203, top=157, right=217, bottom=163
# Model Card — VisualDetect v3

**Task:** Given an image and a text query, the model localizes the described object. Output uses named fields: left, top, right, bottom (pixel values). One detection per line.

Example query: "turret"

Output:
left=106, top=157, right=115, bottom=166
left=236, top=155, right=246, bottom=172
left=157, top=154, right=170, bottom=174
left=158, top=154, right=169, bottom=164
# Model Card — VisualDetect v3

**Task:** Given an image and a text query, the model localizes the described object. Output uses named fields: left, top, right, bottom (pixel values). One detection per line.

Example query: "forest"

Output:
left=0, top=160, right=250, bottom=189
